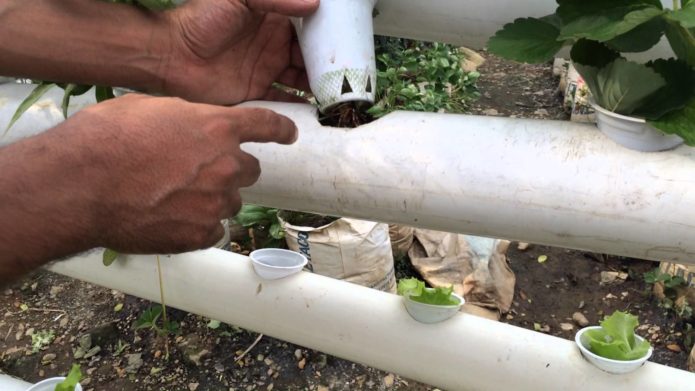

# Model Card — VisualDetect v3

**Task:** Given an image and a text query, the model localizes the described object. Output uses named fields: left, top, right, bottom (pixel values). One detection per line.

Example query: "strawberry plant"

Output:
left=368, top=39, right=480, bottom=118
left=488, top=0, right=695, bottom=145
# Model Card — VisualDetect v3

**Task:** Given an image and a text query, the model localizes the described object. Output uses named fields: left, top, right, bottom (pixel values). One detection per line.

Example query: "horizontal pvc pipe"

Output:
left=374, top=0, right=674, bottom=61
left=48, top=250, right=695, bottom=391
left=2, top=84, right=695, bottom=264
left=0, top=374, right=32, bottom=391
left=239, top=101, right=695, bottom=265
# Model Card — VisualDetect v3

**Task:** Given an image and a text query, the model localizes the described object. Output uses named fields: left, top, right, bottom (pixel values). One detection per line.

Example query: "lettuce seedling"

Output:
left=397, top=278, right=460, bottom=306
left=54, top=364, right=81, bottom=391
left=585, top=311, right=651, bottom=361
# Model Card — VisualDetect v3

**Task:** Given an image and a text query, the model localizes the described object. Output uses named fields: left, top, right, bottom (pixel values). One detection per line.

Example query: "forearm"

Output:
left=0, top=126, right=100, bottom=285
left=0, top=0, right=171, bottom=92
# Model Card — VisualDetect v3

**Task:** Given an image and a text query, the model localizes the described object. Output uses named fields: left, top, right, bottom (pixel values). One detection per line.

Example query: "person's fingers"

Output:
left=225, top=191, right=243, bottom=218
left=228, top=107, right=298, bottom=144
left=277, top=67, right=311, bottom=92
left=264, top=88, right=309, bottom=104
left=235, top=149, right=262, bottom=188
left=246, top=0, right=320, bottom=17
left=201, top=222, right=227, bottom=250
left=291, top=41, right=305, bottom=68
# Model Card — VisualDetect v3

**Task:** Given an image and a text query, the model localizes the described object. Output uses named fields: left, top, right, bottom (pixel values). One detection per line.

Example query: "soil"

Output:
left=319, top=102, right=375, bottom=128
left=468, top=53, right=568, bottom=121
left=1, top=53, right=692, bottom=390
left=281, top=211, right=340, bottom=229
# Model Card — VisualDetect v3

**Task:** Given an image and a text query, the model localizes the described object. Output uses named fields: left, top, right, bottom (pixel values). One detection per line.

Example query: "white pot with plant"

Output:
left=28, top=365, right=82, bottom=391
left=488, top=0, right=695, bottom=152
left=397, top=278, right=464, bottom=324
left=291, top=0, right=378, bottom=112
left=575, top=311, right=653, bottom=374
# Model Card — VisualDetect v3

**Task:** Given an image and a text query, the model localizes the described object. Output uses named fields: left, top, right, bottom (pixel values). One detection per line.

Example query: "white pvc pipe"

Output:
left=2, top=84, right=695, bottom=264
left=374, top=0, right=674, bottom=61
left=47, top=250, right=694, bottom=391
left=0, top=374, right=32, bottom=391
left=239, top=101, right=695, bottom=265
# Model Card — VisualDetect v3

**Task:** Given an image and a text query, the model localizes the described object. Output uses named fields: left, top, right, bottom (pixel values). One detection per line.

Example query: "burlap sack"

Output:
left=281, top=215, right=396, bottom=293
left=408, top=229, right=515, bottom=319
left=388, top=225, right=414, bottom=258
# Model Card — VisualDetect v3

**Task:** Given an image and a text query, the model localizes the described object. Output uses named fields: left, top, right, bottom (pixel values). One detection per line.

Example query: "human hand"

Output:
left=161, top=0, right=320, bottom=105
left=57, top=94, right=297, bottom=254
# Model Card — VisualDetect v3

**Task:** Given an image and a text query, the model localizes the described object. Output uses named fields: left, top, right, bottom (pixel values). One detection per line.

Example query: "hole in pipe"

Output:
left=341, top=76, right=353, bottom=95
left=319, top=101, right=375, bottom=128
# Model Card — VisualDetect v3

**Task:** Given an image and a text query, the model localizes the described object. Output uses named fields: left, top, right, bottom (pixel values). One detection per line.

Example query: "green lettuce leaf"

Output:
left=102, top=248, right=120, bottom=267
left=585, top=311, right=651, bottom=361
left=397, top=278, right=460, bottom=306
left=594, top=59, right=666, bottom=114
left=54, top=364, right=82, bottom=391
left=570, top=40, right=621, bottom=102
left=487, top=18, right=564, bottom=63
left=397, top=278, right=424, bottom=297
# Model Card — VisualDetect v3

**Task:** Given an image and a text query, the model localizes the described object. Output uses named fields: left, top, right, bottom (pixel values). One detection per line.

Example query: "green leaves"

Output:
left=635, top=59, right=695, bottom=119
left=585, top=311, right=651, bottom=361
left=487, top=18, right=564, bottom=63
left=107, top=0, right=178, bottom=11
left=489, top=0, right=692, bottom=65
left=4, top=82, right=54, bottom=134
left=134, top=0, right=177, bottom=11
left=569, top=40, right=695, bottom=144
left=234, top=204, right=276, bottom=227
left=135, top=305, right=179, bottom=337
left=397, top=278, right=460, bottom=306
left=667, top=2, right=695, bottom=28
left=593, top=59, right=665, bottom=114
left=55, top=364, right=82, bottom=391
left=570, top=40, right=621, bottom=101
left=95, top=86, right=115, bottom=103
left=60, top=84, right=91, bottom=119
left=233, top=204, right=285, bottom=242
left=103, top=248, right=120, bottom=266
left=369, top=39, right=479, bottom=117
left=665, top=20, right=695, bottom=66
left=605, top=17, right=665, bottom=52
left=557, top=0, right=663, bottom=24
left=649, top=98, right=695, bottom=145
left=558, top=6, right=665, bottom=42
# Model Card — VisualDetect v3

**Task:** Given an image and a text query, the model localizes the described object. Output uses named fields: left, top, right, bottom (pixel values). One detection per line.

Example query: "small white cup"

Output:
left=250, top=249, right=308, bottom=280
left=291, top=0, right=378, bottom=112
left=575, top=326, right=653, bottom=374
left=27, top=378, right=83, bottom=391
left=403, top=293, right=464, bottom=324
